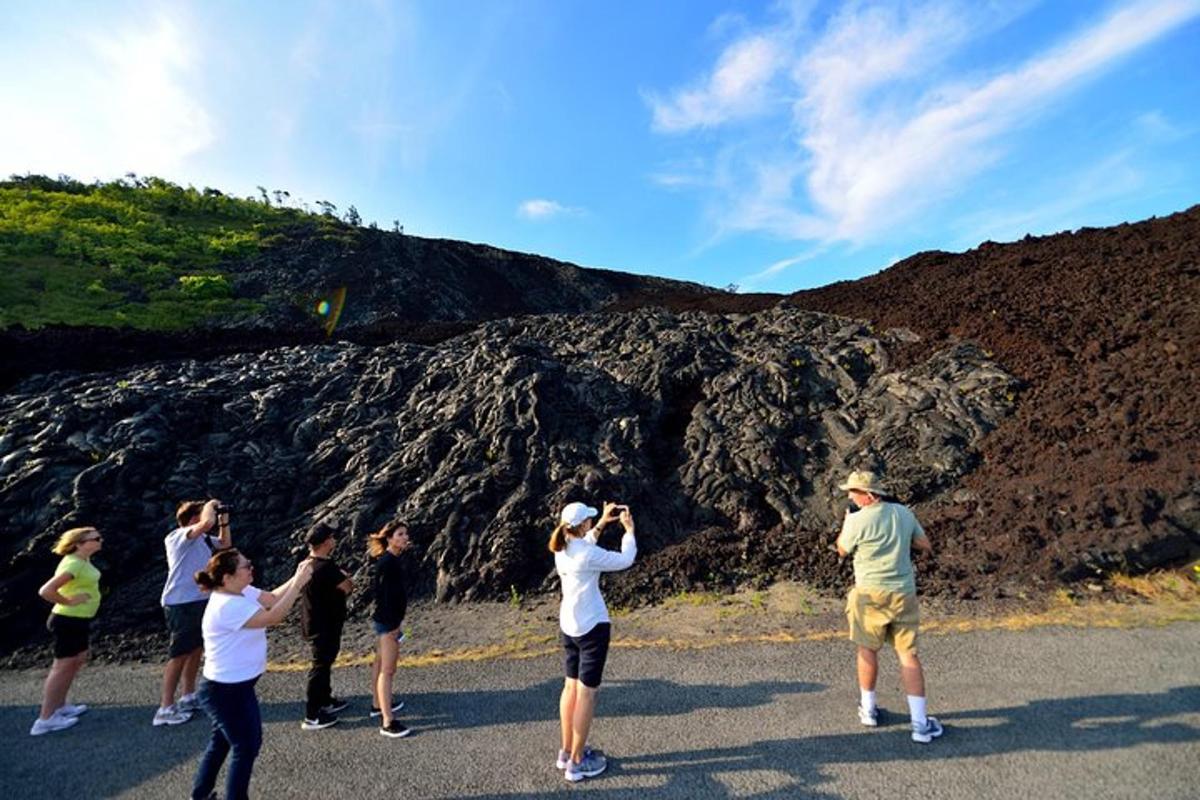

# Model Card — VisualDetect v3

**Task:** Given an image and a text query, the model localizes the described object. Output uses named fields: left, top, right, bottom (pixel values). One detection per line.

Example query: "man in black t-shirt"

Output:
left=300, top=524, right=353, bottom=730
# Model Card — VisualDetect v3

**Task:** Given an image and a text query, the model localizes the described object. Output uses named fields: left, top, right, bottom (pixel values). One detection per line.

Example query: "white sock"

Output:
left=907, top=695, right=927, bottom=725
left=860, top=689, right=876, bottom=711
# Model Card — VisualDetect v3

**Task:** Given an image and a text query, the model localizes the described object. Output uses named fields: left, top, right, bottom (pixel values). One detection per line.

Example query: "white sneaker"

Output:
left=858, top=704, right=878, bottom=727
left=176, top=693, right=200, bottom=712
left=56, top=703, right=89, bottom=718
left=152, top=705, right=193, bottom=726
left=31, top=714, right=79, bottom=736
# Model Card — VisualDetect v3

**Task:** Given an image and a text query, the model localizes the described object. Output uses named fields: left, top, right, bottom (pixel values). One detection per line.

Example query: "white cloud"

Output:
left=517, top=198, right=582, bottom=220
left=648, top=34, right=789, bottom=132
left=649, top=0, right=1200, bottom=259
left=739, top=246, right=827, bottom=289
left=0, top=12, right=214, bottom=180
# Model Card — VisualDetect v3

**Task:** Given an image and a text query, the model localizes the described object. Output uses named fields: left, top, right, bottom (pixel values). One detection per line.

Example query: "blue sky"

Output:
left=2, top=1, right=1198, bottom=292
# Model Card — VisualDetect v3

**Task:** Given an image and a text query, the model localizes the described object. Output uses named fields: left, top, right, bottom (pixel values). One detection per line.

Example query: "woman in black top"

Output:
left=367, top=520, right=410, bottom=738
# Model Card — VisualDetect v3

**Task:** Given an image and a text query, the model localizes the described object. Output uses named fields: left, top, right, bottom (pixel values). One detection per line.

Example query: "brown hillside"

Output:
left=789, top=207, right=1200, bottom=595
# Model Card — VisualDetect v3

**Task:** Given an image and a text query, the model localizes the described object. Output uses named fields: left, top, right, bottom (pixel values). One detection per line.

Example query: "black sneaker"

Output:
left=320, top=697, right=349, bottom=714
left=379, top=720, right=411, bottom=738
left=300, top=711, right=339, bottom=731
left=369, top=700, right=405, bottom=717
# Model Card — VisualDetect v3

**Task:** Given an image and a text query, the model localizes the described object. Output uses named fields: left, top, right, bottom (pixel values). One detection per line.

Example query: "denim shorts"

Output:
left=373, top=620, right=404, bottom=640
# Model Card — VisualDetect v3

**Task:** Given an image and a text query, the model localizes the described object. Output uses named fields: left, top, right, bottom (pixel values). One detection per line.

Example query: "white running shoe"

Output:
left=858, top=704, right=878, bottom=727
left=176, top=693, right=200, bottom=712
left=31, top=714, right=79, bottom=736
left=152, top=705, right=193, bottom=726
left=56, top=703, right=89, bottom=718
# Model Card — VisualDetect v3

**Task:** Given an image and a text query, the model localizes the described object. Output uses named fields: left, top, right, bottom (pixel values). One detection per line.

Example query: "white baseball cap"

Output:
left=559, top=502, right=599, bottom=527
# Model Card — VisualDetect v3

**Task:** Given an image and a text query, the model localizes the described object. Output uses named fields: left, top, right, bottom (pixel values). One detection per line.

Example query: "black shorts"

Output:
left=561, top=622, right=611, bottom=689
left=164, top=600, right=207, bottom=658
left=47, top=614, right=91, bottom=659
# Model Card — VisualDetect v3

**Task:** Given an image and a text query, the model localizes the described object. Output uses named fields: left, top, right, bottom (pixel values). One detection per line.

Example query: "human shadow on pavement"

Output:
left=397, top=677, right=824, bottom=732
left=458, top=685, right=1200, bottom=800
left=2, top=696, right=313, bottom=799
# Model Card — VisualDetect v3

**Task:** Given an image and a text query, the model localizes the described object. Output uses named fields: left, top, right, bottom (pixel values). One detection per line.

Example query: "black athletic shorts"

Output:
left=561, top=622, right=611, bottom=688
left=164, top=599, right=207, bottom=658
left=47, top=613, right=91, bottom=659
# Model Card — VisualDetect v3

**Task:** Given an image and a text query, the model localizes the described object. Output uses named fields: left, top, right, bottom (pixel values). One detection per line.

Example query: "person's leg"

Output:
left=223, top=680, right=263, bottom=800
left=161, top=655, right=186, bottom=708
left=897, top=650, right=926, bottom=698
left=306, top=635, right=336, bottom=719
left=856, top=646, right=879, bottom=691
left=570, top=685, right=598, bottom=761
left=192, top=682, right=230, bottom=800
left=375, top=632, right=399, bottom=726
left=182, top=648, right=204, bottom=697
left=560, top=678, right=579, bottom=753
left=570, top=623, right=610, bottom=764
left=857, top=646, right=880, bottom=714
left=39, top=652, right=86, bottom=719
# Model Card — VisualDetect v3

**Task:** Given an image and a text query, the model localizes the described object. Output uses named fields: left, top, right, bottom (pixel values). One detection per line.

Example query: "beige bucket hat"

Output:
left=838, top=470, right=888, bottom=495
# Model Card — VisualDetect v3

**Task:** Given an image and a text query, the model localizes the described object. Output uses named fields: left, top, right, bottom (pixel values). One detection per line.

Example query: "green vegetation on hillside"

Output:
left=0, top=174, right=355, bottom=330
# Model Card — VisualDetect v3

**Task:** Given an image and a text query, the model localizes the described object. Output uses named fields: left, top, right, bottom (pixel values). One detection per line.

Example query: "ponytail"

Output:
left=548, top=521, right=569, bottom=553
left=548, top=520, right=589, bottom=553
left=195, top=548, right=241, bottom=591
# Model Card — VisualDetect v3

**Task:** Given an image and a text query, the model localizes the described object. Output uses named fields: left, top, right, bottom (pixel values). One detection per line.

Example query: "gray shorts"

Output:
left=164, top=600, right=207, bottom=658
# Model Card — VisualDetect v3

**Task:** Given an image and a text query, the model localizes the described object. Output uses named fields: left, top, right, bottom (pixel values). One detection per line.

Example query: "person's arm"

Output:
left=256, top=572, right=303, bottom=609
left=185, top=500, right=220, bottom=540
left=912, top=524, right=933, bottom=554
left=245, top=561, right=314, bottom=628
left=38, top=572, right=89, bottom=607
left=583, top=509, right=637, bottom=572
left=836, top=512, right=856, bottom=558
left=336, top=574, right=354, bottom=594
left=213, top=506, right=232, bottom=550
left=590, top=502, right=622, bottom=541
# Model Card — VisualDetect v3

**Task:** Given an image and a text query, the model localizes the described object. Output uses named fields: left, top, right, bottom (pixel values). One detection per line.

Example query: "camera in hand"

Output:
left=216, top=504, right=234, bottom=514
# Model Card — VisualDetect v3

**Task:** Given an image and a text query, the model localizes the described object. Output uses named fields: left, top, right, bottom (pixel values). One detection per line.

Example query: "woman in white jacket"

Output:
left=549, top=500, right=636, bottom=783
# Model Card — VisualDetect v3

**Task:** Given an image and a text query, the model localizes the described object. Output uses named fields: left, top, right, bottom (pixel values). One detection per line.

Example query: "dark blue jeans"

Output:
left=192, top=676, right=262, bottom=800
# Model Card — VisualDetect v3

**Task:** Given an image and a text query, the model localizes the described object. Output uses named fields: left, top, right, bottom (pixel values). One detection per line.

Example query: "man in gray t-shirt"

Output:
left=154, top=499, right=231, bottom=727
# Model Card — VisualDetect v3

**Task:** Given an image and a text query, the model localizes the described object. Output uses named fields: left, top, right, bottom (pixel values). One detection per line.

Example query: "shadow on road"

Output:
left=400, top=676, right=825, bottom=732
left=1, top=676, right=819, bottom=797
left=458, top=685, right=1200, bottom=799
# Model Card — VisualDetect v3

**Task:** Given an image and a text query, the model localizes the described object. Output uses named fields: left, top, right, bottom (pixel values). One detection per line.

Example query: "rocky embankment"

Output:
left=0, top=307, right=1017, bottom=656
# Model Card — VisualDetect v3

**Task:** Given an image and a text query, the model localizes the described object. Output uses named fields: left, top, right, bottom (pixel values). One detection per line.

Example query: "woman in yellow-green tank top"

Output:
left=31, top=527, right=104, bottom=736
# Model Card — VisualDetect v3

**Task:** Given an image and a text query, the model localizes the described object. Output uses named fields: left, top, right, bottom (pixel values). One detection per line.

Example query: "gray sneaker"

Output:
left=564, top=750, right=608, bottom=782
left=152, top=705, right=192, bottom=726
left=557, top=745, right=599, bottom=770
left=31, top=714, right=79, bottom=736
left=911, top=716, right=944, bottom=743
left=858, top=704, right=878, bottom=727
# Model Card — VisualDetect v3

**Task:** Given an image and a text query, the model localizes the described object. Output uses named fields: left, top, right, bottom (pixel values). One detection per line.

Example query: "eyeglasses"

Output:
left=82, top=535, right=103, bottom=542
left=237, top=561, right=253, bottom=571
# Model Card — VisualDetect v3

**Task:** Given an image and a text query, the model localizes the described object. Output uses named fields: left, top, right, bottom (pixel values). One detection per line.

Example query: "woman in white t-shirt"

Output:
left=549, top=501, right=636, bottom=783
left=190, top=548, right=312, bottom=800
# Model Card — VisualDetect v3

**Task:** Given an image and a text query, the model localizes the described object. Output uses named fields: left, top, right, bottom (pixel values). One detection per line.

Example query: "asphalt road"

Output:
left=2, top=622, right=1198, bottom=799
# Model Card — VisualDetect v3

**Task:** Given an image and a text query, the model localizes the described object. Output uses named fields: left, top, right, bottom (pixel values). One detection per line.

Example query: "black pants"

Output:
left=305, top=628, right=343, bottom=719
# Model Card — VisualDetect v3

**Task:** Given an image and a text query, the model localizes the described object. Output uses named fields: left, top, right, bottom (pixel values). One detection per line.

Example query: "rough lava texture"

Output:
left=617, top=205, right=1200, bottom=599
left=0, top=307, right=1016, bottom=654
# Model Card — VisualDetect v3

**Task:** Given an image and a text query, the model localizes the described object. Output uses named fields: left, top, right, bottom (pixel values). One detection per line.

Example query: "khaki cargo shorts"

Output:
left=846, top=587, right=920, bottom=653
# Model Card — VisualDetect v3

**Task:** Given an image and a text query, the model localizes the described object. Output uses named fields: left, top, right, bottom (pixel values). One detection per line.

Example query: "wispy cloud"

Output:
left=0, top=12, right=214, bottom=180
left=517, top=198, right=583, bottom=220
left=648, top=0, right=1200, bottom=267
left=739, top=246, right=828, bottom=289
left=647, top=34, right=789, bottom=132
